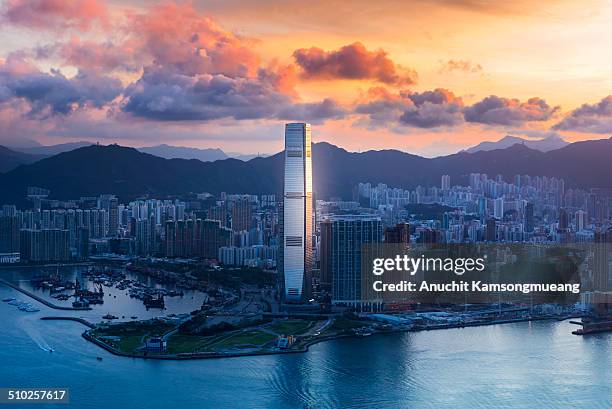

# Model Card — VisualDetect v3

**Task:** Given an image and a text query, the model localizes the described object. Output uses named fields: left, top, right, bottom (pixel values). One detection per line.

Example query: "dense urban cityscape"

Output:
left=1, top=124, right=610, bottom=333
left=1, top=123, right=611, bottom=407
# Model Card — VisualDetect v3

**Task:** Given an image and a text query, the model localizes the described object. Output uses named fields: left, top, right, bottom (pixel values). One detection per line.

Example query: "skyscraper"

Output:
left=441, top=175, right=451, bottom=190
left=329, top=215, right=383, bottom=310
left=319, top=219, right=333, bottom=292
left=282, top=123, right=313, bottom=302
left=232, top=198, right=252, bottom=232
left=524, top=202, right=534, bottom=233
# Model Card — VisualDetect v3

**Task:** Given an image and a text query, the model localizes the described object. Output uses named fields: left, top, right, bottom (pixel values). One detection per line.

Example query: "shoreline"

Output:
left=41, top=314, right=584, bottom=361
left=0, top=262, right=94, bottom=270
left=0, top=278, right=92, bottom=311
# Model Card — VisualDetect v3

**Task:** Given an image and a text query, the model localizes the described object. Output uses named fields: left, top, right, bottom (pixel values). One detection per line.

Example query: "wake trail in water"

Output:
left=21, top=320, right=53, bottom=352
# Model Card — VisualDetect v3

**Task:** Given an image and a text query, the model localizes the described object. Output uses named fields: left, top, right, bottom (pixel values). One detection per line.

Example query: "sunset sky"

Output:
left=1, top=0, right=611, bottom=156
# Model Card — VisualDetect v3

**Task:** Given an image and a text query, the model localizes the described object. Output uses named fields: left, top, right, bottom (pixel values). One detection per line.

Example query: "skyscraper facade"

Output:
left=282, top=123, right=313, bottom=302
left=329, top=215, right=383, bottom=310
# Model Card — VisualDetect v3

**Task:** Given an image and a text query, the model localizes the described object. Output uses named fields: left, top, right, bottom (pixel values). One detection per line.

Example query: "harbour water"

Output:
left=1, top=276, right=611, bottom=408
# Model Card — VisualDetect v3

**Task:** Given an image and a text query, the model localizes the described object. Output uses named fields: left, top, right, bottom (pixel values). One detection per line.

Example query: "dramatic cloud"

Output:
left=399, top=89, right=464, bottom=128
left=464, top=96, right=558, bottom=126
left=293, top=42, right=417, bottom=85
left=40, top=39, right=143, bottom=72
left=276, top=98, right=346, bottom=123
left=355, top=87, right=464, bottom=128
left=121, top=65, right=340, bottom=122
left=122, top=67, right=291, bottom=121
left=127, top=2, right=261, bottom=79
left=0, top=55, right=122, bottom=117
left=553, top=96, right=612, bottom=134
left=439, top=59, right=483, bottom=74
left=2, top=0, right=107, bottom=30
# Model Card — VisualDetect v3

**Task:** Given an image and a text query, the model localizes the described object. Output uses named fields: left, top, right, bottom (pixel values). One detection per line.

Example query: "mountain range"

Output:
left=7, top=142, right=267, bottom=165
left=1, top=137, right=612, bottom=206
left=138, top=144, right=267, bottom=162
left=0, top=146, right=46, bottom=173
left=464, top=135, right=569, bottom=153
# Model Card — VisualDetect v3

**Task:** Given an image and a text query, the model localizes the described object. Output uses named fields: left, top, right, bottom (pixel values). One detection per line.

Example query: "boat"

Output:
left=102, top=313, right=118, bottom=320
left=2, top=297, right=16, bottom=302
left=130, top=316, right=138, bottom=320
left=96, top=357, right=103, bottom=361
left=354, top=328, right=373, bottom=337
left=72, top=298, right=90, bottom=308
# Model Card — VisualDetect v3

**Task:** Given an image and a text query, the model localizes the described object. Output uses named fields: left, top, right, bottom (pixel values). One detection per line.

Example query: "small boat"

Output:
left=2, top=297, right=16, bottom=302
left=130, top=316, right=138, bottom=320
left=96, top=357, right=103, bottom=361
left=102, top=313, right=118, bottom=320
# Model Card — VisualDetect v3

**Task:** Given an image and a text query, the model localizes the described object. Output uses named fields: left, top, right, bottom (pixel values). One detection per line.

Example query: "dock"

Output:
left=0, top=278, right=92, bottom=311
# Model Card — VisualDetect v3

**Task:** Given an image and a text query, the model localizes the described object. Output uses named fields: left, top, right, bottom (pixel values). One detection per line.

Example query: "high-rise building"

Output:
left=593, top=228, right=612, bottom=292
left=384, top=222, right=410, bottom=245
left=0, top=216, right=20, bottom=254
left=319, top=219, right=333, bottom=292
left=329, top=215, right=382, bottom=310
left=232, top=198, right=252, bottom=232
left=575, top=210, right=586, bottom=231
left=485, top=218, right=497, bottom=242
left=108, top=196, right=119, bottom=237
left=494, top=198, right=504, bottom=219
left=281, top=123, right=313, bottom=302
left=441, top=175, right=451, bottom=190
left=524, top=202, right=534, bottom=233
left=20, top=229, right=70, bottom=262
left=558, top=208, right=569, bottom=231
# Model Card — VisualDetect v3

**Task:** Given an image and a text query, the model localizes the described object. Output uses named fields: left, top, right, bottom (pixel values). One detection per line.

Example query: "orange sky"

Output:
left=0, top=0, right=611, bottom=155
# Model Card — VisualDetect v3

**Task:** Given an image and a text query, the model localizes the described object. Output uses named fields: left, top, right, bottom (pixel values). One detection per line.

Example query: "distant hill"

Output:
left=10, top=141, right=93, bottom=156
left=465, top=135, right=568, bottom=153
left=1, top=138, right=612, bottom=205
left=138, top=144, right=229, bottom=162
left=138, top=144, right=268, bottom=162
left=0, top=146, right=46, bottom=173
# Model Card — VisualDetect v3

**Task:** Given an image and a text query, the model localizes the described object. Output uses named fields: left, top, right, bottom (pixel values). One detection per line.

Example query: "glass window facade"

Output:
left=282, top=123, right=313, bottom=302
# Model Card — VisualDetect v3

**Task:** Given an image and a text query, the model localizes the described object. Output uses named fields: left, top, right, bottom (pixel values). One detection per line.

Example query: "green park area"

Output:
left=90, top=320, right=176, bottom=354
left=265, top=319, right=313, bottom=335
left=89, top=316, right=369, bottom=356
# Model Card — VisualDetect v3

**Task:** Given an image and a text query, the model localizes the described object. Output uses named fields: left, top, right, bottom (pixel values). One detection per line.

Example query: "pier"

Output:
left=40, top=316, right=96, bottom=329
left=0, top=278, right=92, bottom=311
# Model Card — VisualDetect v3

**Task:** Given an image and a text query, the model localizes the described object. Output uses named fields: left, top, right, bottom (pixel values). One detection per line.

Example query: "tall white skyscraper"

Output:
left=282, top=123, right=313, bottom=302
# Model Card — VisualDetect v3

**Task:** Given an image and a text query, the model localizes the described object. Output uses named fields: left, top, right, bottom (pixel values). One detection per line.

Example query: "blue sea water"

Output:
left=0, top=281, right=610, bottom=409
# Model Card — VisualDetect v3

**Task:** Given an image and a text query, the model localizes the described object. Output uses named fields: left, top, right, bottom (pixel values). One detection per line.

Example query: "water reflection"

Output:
left=0, top=283, right=610, bottom=409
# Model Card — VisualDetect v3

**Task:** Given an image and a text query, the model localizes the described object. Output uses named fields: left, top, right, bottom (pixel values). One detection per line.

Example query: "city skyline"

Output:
left=0, top=1, right=611, bottom=156
left=0, top=2, right=611, bottom=407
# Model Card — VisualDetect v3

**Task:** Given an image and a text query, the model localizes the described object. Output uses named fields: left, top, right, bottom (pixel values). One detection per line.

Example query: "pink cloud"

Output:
left=2, top=0, right=108, bottom=30
left=293, top=42, right=417, bottom=85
